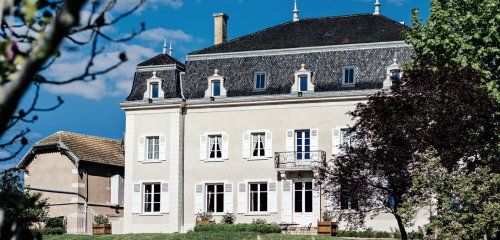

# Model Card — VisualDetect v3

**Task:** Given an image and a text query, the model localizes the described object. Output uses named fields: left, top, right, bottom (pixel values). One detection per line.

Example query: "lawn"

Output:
left=43, top=232, right=344, bottom=240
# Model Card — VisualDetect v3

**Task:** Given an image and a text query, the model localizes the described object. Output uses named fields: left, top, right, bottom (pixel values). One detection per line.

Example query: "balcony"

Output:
left=274, top=150, right=326, bottom=171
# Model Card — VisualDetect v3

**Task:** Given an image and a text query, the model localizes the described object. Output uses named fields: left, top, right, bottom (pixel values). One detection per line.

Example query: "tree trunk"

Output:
left=394, top=213, right=408, bottom=240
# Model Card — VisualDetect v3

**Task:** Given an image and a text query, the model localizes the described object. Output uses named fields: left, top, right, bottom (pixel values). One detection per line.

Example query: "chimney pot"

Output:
left=213, top=13, right=229, bottom=45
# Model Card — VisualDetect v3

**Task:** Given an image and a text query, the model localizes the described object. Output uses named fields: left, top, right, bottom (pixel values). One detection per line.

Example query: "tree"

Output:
left=0, top=168, right=48, bottom=239
left=0, top=0, right=145, bottom=161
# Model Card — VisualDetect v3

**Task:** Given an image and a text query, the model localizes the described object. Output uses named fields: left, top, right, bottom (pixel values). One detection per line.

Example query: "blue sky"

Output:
left=0, top=0, right=430, bottom=169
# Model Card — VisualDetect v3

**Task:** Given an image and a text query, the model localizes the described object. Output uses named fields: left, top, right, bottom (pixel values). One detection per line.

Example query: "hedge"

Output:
left=194, top=223, right=282, bottom=233
left=31, top=227, right=64, bottom=236
left=337, top=230, right=424, bottom=239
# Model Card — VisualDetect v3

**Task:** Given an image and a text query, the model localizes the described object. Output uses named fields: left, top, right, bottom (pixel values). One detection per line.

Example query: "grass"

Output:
left=43, top=232, right=344, bottom=240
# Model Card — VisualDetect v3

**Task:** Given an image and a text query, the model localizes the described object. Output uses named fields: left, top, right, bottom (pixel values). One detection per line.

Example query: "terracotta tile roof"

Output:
left=34, top=131, right=124, bottom=167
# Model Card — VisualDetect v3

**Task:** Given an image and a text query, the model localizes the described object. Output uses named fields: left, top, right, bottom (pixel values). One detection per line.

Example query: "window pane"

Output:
left=260, top=192, right=268, bottom=212
left=212, top=81, right=221, bottom=96
left=300, top=76, right=308, bottom=91
left=305, top=182, right=313, bottom=190
left=260, top=183, right=267, bottom=191
left=207, top=193, right=214, bottom=212
left=305, top=190, right=313, bottom=212
left=349, top=69, right=354, bottom=83
left=250, top=192, right=258, bottom=211
left=154, top=184, right=160, bottom=193
left=153, top=202, right=160, bottom=212
left=154, top=193, right=160, bottom=203
left=216, top=193, right=224, bottom=212
left=145, top=184, right=152, bottom=193
left=151, top=83, right=159, bottom=98
left=295, top=190, right=302, bottom=212
left=250, top=184, right=258, bottom=191
left=144, top=203, right=151, bottom=212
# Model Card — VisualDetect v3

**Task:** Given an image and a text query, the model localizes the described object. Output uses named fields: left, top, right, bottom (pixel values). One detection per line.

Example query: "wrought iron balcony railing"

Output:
left=274, top=150, right=326, bottom=170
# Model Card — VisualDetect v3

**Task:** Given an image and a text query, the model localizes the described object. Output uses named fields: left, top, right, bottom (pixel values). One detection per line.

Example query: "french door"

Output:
left=295, top=130, right=311, bottom=160
left=293, top=180, right=315, bottom=225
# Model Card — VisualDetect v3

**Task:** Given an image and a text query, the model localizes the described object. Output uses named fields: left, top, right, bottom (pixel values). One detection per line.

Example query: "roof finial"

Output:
left=292, top=0, right=299, bottom=22
left=162, top=39, right=167, bottom=54
left=168, top=41, right=173, bottom=56
left=374, top=0, right=381, bottom=15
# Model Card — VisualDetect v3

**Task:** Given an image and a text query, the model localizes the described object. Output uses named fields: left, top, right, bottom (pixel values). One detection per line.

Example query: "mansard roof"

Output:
left=138, top=53, right=185, bottom=68
left=190, top=14, right=407, bottom=55
left=19, top=131, right=124, bottom=168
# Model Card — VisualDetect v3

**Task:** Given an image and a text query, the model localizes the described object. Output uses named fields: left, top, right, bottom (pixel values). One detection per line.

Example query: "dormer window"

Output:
left=212, top=80, right=221, bottom=97
left=299, top=75, right=308, bottom=92
left=143, top=71, right=164, bottom=100
left=343, top=67, right=355, bottom=85
left=292, top=64, right=314, bottom=93
left=383, top=58, right=403, bottom=90
left=254, top=72, right=266, bottom=91
left=391, top=69, right=401, bottom=79
left=205, top=69, right=227, bottom=98
left=150, top=82, right=159, bottom=98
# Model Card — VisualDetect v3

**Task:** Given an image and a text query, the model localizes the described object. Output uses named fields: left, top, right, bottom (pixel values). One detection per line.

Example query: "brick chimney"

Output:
left=213, top=13, right=229, bottom=45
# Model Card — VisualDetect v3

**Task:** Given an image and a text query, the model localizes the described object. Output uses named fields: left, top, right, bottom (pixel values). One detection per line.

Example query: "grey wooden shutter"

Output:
left=237, top=182, right=247, bottom=213
left=132, top=183, right=142, bottom=213
left=265, top=130, right=273, bottom=158
left=242, top=131, right=250, bottom=159
left=138, top=137, right=146, bottom=162
left=224, top=183, right=234, bottom=213
left=160, top=182, right=169, bottom=213
left=199, top=135, right=207, bottom=161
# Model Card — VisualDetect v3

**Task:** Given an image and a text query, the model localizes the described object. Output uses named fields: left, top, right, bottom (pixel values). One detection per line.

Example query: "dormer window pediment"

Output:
left=292, top=64, right=314, bottom=93
left=144, top=71, right=165, bottom=100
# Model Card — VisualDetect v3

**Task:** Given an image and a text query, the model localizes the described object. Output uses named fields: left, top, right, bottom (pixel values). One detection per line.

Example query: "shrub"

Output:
left=94, top=214, right=109, bottom=225
left=196, top=211, right=213, bottom=221
left=221, top=213, right=236, bottom=224
left=321, top=210, right=334, bottom=221
left=251, top=219, right=267, bottom=225
left=31, top=227, right=64, bottom=236
left=336, top=229, right=424, bottom=239
left=45, top=216, right=64, bottom=228
left=194, top=223, right=281, bottom=233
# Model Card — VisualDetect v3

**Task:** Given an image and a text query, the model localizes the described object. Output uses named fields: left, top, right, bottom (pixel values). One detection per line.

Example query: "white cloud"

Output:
left=139, top=28, right=194, bottom=43
left=43, top=44, right=156, bottom=100
left=114, top=0, right=183, bottom=12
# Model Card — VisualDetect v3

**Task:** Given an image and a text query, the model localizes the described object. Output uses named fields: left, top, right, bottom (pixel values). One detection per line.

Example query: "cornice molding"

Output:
left=186, top=41, right=410, bottom=61
left=136, top=64, right=182, bottom=72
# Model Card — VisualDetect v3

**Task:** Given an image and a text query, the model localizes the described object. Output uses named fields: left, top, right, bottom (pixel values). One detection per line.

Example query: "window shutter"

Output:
left=199, top=135, right=207, bottom=161
left=132, top=183, right=142, bottom=214
left=310, top=129, right=319, bottom=151
left=237, top=182, right=247, bottom=213
left=194, top=183, right=204, bottom=214
left=285, top=130, right=294, bottom=152
left=242, top=131, right=250, bottom=159
left=265, top=130, right=273, bottom=158
left=160, top=182, right=169, bottom=213
left=268, top=181, right=278, bottom=213
left=332, top=128, right=341, bottom=155
left=312, top=180, right=320, bottom=219
left=159, top=135, right=167, bottom=161
left=224, top=183, right=234, bottom=213
left=110, top=175, right=120, bottom=205
left=138, top=137, right=146, bottom=162
left=281, top=180, right=292, bottom=222
left=222, top=133, right=229, bottom=160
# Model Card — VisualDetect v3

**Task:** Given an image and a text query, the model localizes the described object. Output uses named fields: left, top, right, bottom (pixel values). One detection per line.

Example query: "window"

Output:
left=147, top=136, right=159, bottom=160
left=254, top=73, right=266, bottom=90
left=390, top=69, right=401, bottom=79
left=343, top=67, right=355, bottom=84
left=296, top=130, right=311, bottom=160
left=143, top=183, right=161, bottom=213
left=206, top=184, right=224, bottom=213
left=208, top=135, right=222, bottom=159
left=212, top=80, right=221, bottom=97
left=340, top=184, right=358, bottom=210
left=299, top=75, right=308, bottom=92
left=340, top=129, right=356, bottom=150
left=294, top=181, right=313, bottom=213
left=249, top=183, right=268, bottom=212
left=150, top=82, right=159, bottom=98
left=251, top=133, right=265, bottom=157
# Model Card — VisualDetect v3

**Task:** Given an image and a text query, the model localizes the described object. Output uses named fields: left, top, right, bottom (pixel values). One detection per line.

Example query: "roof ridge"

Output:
left=300, top=12, right=372, bottom=21
left=43, top=131, right=121, bottom=143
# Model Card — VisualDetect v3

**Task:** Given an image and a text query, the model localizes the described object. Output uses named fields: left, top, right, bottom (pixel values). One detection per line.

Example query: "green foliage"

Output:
left=336, top=229, right=424, bottom=239
left=220, top=213, right=236, bottom=224
left=94, top=214, right=109, bottom=225
left=45, top=216, right=64, bottom=228
left=405, top=0, right=500, bottom=103
left=194, top=223, right=281, bottom=234
left=195, top=211, right=213, bottom=221
left=0, top=168, right=48, bottom=238
left=31, top=226, right=64, bottom=236
left=251, top=218, right=267, bottom=224
left=321, top=210, right=334, bottom=221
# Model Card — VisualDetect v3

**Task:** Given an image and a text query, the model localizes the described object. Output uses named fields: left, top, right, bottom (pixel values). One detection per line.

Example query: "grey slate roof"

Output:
left=138, top=53, right=185, bottom=67
left=190, top=14, right=407, bottom=55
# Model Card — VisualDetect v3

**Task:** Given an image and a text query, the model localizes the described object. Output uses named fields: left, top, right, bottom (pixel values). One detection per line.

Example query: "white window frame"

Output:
left=146, top=136, right=160, bottom=161
left=143, top=182, right=161, bottom=213
left=254, top=72, right=267, bottom=91
left=143, top=71, right=164, bottom=100
left=292, top=64, right=314, bottom=93
left=205, top=69, right=227, bottom=98
left=250, top=132, right=266, bottom=158
left=342, top=66, right=356, bottom=85
left=208, top=134, right=223, bottom=161
left=205, top=183, right=225, bottom=213
left=248, top=182, right=268, bottom=213
left=340, top=128, right=356, bottom=150
left=383, top=58, right=403, bottom=90
left=295, top=129, right=311, bottom=160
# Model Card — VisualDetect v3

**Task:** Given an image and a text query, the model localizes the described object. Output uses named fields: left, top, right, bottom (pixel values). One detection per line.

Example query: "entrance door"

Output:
left=295, top=130, right=310, bottom=161
left=292, top=180, right=315, bottom=226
